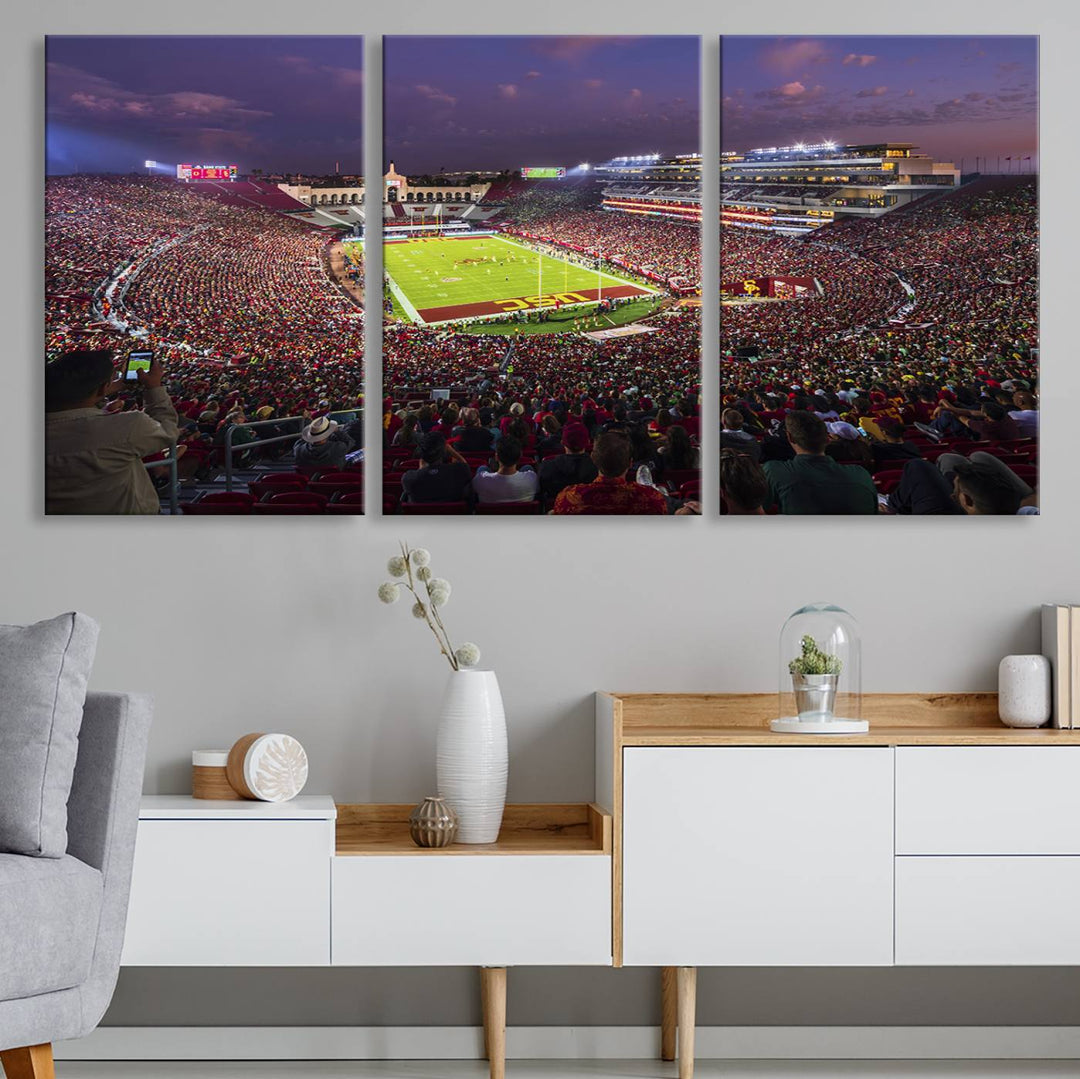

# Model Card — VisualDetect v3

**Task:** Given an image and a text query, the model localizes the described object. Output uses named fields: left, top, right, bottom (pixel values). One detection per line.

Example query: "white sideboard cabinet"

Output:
left=598, top=692, right=1080, bottom=1079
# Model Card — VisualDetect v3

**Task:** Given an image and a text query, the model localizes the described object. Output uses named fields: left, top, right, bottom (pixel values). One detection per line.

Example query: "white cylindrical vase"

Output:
left=998, top=654, right=1052, bottom=728
left=436, top=669, right=507, bottom=844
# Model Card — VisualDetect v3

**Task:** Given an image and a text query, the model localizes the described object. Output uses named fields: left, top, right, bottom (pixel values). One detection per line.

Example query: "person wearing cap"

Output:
left=401, top=433, right=472, bottom=505
left=539, top=423, right=598, bottom=505
left=45, top=348, right=179, bottom=515
left=293, top=415, right=350, bottom=469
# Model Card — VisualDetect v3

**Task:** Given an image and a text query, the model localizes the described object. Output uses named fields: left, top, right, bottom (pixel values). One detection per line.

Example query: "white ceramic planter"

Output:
left=436, top=669, right=508, bottom=844
left=998, top=654, right=1052, bottom=728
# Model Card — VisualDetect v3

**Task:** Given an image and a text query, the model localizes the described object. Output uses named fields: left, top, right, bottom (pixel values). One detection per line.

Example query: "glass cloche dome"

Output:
left=773, top=603, right=866, bottom=734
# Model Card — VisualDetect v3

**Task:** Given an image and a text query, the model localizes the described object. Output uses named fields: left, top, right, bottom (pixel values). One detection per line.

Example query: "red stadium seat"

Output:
left=308, top=474, right=365, bottom=499
left=249, top=472, right=306, bottom=499
left=328, top=491, right=365, bottom=514
left=181, top=492, right=256, bottom=515
left=874, top=471, right=906, bottom=495
left=253, top=491, right=328, bottom=515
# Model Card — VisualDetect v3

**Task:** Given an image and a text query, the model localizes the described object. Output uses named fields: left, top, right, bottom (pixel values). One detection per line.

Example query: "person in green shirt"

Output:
left=763, top=411, right=878, bottom=515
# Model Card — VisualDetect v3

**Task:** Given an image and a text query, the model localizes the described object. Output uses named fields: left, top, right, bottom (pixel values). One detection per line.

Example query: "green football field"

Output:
left=379, top=233, right=657, bottom=326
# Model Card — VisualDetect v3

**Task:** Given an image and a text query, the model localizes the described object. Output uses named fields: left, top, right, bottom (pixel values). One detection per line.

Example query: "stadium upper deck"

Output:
left=596, top=153, right=702, bottom=225
left=722, top=142, right=959, bottom=235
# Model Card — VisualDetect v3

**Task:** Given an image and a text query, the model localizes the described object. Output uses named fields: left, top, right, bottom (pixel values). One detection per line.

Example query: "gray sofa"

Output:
left=0, top=693, right=152, bottom=1078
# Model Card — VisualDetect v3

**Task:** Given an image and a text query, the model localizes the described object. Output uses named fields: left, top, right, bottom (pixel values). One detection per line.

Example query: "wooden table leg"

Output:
left=677, top=966, right=696, bottom=1079
left=480, top=966, right=507, bottom=1079
left=1, top=1044, right=56, bottom=1079
left=660, top=966, right=678, bottom=1061
left=480, top=969, right=491, bottom=1060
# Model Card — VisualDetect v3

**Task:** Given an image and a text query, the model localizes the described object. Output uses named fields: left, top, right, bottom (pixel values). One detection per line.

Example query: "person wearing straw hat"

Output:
left=293, top=415, right=349, bottom=469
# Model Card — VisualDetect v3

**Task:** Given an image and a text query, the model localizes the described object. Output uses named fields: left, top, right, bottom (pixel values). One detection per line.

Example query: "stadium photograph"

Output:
left=45, top=36, right=366, bottom=516
left=381, top=35, right=702, bottom=517
left=720, top=36, right=1039, bottom=517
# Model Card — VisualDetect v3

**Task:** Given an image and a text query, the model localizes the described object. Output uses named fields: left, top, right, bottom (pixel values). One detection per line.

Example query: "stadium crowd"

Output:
left=719, top=178, right=1038, bottom=515
left=46, top=175, right=365, bottom=510
left=498, top=183, right=700, bottom=286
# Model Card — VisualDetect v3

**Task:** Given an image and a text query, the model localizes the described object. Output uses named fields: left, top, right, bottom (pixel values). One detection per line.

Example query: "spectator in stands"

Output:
left=720, top=408, right=761, bottom=461
left=392, top=412, right=422, bottom=448
left=953, top=459, right=1027, bottom=516
left=965, top=400, right=1022, bottom=442
left=45, top=348, right=178, bottom=515
left=659, top=424, right=700, bottom=470
left=720, top=449, right=768, bottom=515
left=453, top=408, right=495, bottom=453
left=538, top=422, right=597, bottom=505
left=1008, top=391, right=1039, bottom=438
left=471, top=437, right=539, bottom=504
left=869, top=418, right=922, bottom=469
left=402, top=433, right=472, bottom=505
left=294, top=415, right=350, bottom=470
left=552, top=431, right=668, bottom=515
left=762, top=411, right=877, bottom=515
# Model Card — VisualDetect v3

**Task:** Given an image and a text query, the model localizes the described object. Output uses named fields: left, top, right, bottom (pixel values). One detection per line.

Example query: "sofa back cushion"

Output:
left=0, top=613, right=100, bottom=856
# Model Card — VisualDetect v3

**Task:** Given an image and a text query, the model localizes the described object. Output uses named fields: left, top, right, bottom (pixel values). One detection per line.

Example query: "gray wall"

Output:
left=10, top=0, right=1080, bottom=1030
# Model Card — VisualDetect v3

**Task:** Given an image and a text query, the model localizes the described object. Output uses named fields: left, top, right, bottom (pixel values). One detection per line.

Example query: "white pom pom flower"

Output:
left=411, top=601, right=427, bottom=620
left=387, top=556, right=407, bottom=578
left=377, top=582, right=400, bottom=604
left=428, top=584, right=451, bottom=608
left=455, top=643, right=481, bottom=668
left=416, top=566, right=432, bottom=582
left=411, top=548, right=431, bottom=568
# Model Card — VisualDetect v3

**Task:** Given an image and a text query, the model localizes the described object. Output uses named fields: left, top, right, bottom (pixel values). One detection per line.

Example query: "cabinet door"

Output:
left=897, top=856, right=1080, bottom=964
left=622, top=747, right=894, bottom=966
left=332, top=854, right=611, bottom=966
left=122, top=819, right=332, bottom=966
left=897, top=747, right=1080, bottom=854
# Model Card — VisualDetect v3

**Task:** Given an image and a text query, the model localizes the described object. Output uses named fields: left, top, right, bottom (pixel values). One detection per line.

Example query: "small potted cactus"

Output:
left=788, top=635, right=843, bottom=721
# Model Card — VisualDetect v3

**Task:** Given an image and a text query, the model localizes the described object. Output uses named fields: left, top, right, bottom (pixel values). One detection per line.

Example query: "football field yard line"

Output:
left=385, top=272, right=423, bottom=324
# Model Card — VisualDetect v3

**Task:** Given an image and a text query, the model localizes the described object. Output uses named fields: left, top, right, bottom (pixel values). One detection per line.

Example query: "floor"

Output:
left=53, top=1063, right=1080, bottom=1079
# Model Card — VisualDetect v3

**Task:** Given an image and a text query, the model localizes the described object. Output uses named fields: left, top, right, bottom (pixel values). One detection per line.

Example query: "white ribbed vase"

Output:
left=436, top=669, right=507, bottom=844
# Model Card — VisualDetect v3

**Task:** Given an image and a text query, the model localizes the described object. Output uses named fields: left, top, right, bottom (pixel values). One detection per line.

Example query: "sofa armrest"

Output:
left=66, top=692, right=153, bottom=1034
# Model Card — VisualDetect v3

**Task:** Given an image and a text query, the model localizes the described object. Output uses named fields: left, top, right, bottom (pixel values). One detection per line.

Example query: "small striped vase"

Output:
left=436, top=669, right=507, bottom=844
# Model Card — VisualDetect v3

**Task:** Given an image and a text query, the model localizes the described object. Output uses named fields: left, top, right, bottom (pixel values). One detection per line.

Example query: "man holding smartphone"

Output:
left=45, top=348, right=179, bottom=514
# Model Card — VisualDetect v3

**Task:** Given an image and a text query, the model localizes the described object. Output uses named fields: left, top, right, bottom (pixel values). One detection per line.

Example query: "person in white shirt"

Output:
left=471, top=436, right=539, bottom=504
left=1007, top=391, right=1039, bottom=438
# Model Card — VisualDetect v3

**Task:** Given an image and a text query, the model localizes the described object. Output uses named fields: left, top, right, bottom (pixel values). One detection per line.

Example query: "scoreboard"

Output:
left=521, top=167, right=566, bottom=180
left=177, top=164, right=239, bottom=181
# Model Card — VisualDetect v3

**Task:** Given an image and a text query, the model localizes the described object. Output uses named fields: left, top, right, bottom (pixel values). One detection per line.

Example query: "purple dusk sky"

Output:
left=46, top=36, right=363, bottom=175
left=384, top=36, right=700, bottom=174
left=722, top=36, right=1038, bottom=168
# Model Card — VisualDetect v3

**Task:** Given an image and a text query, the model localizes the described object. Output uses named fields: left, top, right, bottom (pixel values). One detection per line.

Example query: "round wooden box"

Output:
left=226, top=732, right=309, bottom=802
left=192, top=750, right=242, bottom=800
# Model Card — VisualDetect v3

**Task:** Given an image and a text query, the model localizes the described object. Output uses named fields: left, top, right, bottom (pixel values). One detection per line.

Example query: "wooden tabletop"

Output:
left=600, top=691, right=1078, bottom=746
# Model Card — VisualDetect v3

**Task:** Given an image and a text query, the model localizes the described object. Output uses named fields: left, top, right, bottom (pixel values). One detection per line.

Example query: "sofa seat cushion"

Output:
left=0, top=853, right=103, bottom=998
left=0, top=613, right=100, bottom=856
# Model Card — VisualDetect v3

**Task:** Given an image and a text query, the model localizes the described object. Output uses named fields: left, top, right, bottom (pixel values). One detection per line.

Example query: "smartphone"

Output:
left=124, top=351, right=154, bottom=382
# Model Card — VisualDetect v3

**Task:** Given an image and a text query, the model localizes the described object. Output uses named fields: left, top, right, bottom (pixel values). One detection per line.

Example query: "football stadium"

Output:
left=719, top=33, right=1039, bottom=517
left=380, top=151, right=703, bottom=516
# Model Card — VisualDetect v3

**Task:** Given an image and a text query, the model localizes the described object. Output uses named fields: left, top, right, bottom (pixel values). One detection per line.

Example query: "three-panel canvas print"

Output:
left=44, top=34, right=1038, bottom=517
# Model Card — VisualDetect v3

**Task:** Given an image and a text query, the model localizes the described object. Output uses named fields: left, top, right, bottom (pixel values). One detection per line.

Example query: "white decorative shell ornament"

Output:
left=227, top=733, right=309, bottom=802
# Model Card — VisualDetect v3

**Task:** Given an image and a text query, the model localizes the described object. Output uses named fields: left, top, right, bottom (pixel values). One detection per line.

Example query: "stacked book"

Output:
left=1042, top=604, right=1080, bottom=727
